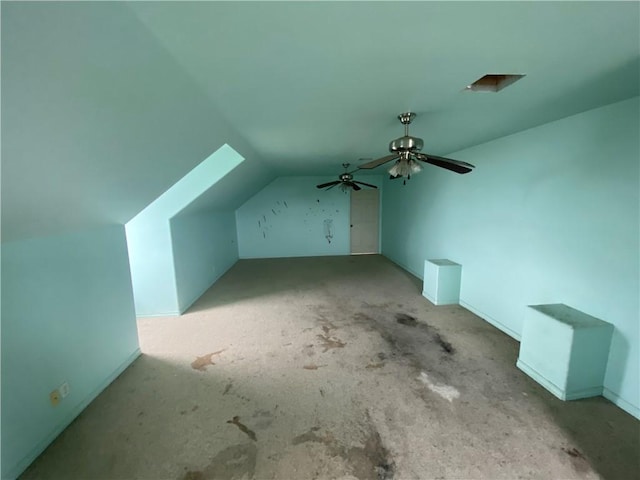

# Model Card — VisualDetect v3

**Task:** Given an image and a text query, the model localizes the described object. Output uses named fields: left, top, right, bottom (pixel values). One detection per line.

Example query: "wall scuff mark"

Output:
left=236, top=176, right=368, bottom=256
left=323, top=219, right=333, bottom=244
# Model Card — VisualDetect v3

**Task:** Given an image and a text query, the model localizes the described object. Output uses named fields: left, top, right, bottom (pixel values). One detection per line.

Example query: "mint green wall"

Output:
left=1, top=225, right=140, bottom=479
left=125, top=145, right=243, bottom=316
left=382, top=97, right=639, bottom=418
left=1, top=2, right=262, bottom=243
left=125, top=219, right=178, bottom=316
left=236, top=176, right=382, bottom=259
left=171, top=211, right=238, bottom=313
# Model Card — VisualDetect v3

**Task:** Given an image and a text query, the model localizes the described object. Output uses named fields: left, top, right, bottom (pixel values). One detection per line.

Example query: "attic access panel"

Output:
left=465, top=74, right=525, bottom=92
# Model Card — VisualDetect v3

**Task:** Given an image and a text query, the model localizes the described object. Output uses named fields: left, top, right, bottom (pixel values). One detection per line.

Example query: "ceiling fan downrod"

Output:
left=389, top=112, right=423, bottom=154
left=398, top=112, right=415, bottom=136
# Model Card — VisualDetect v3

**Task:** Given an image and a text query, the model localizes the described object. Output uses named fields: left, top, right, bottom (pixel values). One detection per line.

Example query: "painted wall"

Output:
left=236, top=176, right=382, bottom=259
left=2, top=3, right=279, bottom=476
left=171, top=210, right=238, bottom=313
left=125, top=145, right=243, bottom=316
left=125, top=218, right=178, bottom=316
left=1, top=2, right=269, bottom=243
left=1, top=225, right=140, bottom=479
left=381, top=97, right=639, bottom=418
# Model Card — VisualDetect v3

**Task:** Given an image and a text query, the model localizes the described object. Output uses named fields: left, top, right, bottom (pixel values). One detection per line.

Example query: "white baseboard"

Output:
left=517, top=359, right=606, bottom=400
left=6, top=349, right=142, bottom=480
left=238, top=252, right=351, bottom=259
left=564, top=386, right=606, bottom=401
left=516, top=359, right=567, bottom=399
left=178, top=260, right=237, bottom=314
left=603, top=387, right=640, bottom=419
left=135, top=311, right=180, bottom=318
left=459, top=300, right=521, bottom=341
left=422, top=291, right=436, bottom=305
left=422, top=291, right=460, bottom=306
left=382, top=255, right=423, bottom=280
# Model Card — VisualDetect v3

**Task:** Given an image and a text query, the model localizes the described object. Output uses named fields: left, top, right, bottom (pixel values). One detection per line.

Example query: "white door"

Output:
left=350, top=189, right=380, bottom=254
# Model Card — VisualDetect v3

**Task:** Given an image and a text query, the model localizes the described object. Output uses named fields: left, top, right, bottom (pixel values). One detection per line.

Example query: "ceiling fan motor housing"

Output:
left=389, top=136, right=424, bottom=153
left=340, top=173, right=353, bottom=182
left=357, top=111, right=474, bottom=175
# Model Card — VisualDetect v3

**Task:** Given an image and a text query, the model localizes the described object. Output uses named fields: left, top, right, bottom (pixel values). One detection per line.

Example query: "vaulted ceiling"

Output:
left=130, top=1, right=639, bottom=171
left=2, top=2, right=638, bottom=241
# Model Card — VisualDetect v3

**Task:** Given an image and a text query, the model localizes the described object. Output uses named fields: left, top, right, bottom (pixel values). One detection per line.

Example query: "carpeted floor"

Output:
left=21, top=255, right=639, bottom=480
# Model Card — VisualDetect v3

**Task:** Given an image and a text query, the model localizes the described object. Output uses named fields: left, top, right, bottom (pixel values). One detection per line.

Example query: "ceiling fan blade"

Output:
left=353, top=180, right=378, bottom=189
left=424, top=153, right=475, bottom=168
left=358, top=154, right=400, bottom=170
left=347, top=182, right=362, bottom=191
left=326, top=182, right=340, bottom=190
left=316, top=180, right=341, bottom=189
left=414, top=153, right=474, bottom=174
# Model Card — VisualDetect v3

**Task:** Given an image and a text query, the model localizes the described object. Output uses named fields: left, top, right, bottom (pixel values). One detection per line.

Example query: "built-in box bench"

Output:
left=517, top=304, right=613, bottom=400
left=422, top=259, right=461, bottom=305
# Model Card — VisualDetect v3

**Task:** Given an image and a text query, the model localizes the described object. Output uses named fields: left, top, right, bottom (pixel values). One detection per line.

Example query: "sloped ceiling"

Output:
left=1, top=2, right=274, bottom=242
left=176, top=155, right=274, bottom=218
left=131, top=1, right=639, bottom=172
left=2, top=2, right=638, bottom=242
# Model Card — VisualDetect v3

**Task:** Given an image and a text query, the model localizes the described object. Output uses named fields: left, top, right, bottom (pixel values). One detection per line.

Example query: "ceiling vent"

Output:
left=464, top=74, right=525, bottom=92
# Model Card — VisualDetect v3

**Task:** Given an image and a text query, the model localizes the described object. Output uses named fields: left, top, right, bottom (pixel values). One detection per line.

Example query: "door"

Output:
left=350, top=189, right=380, bottom=254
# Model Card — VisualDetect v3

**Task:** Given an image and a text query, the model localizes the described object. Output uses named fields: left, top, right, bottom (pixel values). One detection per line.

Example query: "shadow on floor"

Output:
left=21, top=352, right=395, bottom=480
left=186, top=254, right=422, bottom=313
left=537, top=382, right=639, bottom=479
left=21, top=255, right=639, bottom=480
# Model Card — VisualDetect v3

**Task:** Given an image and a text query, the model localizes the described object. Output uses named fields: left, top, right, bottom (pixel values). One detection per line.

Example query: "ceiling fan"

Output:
left=359, top=112, right=475, bottom=180
left=316, top=163, right=378, bottom=191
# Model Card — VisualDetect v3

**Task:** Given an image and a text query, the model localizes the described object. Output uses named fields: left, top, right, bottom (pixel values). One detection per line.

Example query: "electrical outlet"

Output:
left=59, top=382, right=70, bottom=398
left=50, top=389, right=61, bottom=406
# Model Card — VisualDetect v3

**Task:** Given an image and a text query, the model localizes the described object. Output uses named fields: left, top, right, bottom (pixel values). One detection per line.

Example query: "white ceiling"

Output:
left=2, top=2, right=638, bottom=241
left=130, top=1, right=640, bottom=173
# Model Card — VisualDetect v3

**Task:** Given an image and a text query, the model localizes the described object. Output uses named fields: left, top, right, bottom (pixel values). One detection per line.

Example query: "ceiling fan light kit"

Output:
left=316, top=163, right=378, bottom=192
left=388, top=156, right=422, bottom=178
left=358, top=112, right=476, bottom=180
